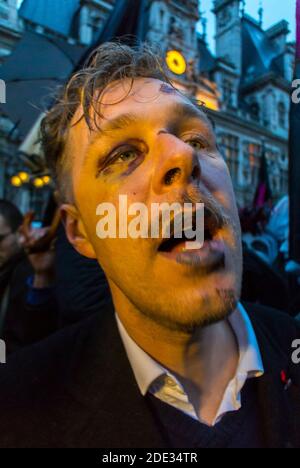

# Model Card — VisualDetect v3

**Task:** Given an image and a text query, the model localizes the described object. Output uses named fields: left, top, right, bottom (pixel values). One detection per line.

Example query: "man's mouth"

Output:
left=157, top=206, right=226, bottom=271
left=158, top=206, right=222, bottom=253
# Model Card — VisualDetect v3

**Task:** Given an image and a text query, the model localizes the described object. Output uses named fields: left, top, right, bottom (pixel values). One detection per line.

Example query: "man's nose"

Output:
left=152, top=134, right=201, bottom=195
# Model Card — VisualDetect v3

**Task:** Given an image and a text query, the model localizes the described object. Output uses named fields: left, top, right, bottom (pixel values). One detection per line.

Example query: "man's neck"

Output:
left=112, top=289, right=239, bottom=423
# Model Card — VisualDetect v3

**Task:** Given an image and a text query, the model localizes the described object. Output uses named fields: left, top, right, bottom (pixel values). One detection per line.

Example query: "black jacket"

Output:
left=0, top=302, right=299, bottom=448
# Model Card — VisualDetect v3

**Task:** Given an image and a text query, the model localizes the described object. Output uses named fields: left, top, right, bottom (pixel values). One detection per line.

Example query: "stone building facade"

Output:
left=0, top=0, right=21, bottom=64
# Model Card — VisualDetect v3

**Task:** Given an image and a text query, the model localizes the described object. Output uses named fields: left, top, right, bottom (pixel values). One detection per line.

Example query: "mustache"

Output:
left=145, top=184, right=229, bottom=240
left=182, top=185, right=230, bottom=228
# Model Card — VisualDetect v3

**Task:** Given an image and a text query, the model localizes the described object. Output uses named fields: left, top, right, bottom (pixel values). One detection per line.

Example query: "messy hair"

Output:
left=41, top=41, right=174, bottom=202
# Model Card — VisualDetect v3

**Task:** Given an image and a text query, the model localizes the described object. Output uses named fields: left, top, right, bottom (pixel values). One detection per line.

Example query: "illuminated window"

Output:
left=243, top=142, right=261, bottom=186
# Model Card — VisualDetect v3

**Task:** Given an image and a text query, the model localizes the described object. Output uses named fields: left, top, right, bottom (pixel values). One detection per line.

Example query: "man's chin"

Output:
left=138, top=287, right=239, bottom=334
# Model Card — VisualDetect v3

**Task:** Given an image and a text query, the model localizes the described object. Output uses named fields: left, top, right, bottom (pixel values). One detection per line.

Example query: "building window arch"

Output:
left=160, top=9, right=165, bottom=24
left=249, top=102, right=260, bottom=122
left=222, top=79, right=234, bottom=107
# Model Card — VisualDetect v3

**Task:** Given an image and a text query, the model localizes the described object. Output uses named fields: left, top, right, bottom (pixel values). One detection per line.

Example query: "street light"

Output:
left=11, top=175, right=22, bottom=187
left=18, top=171, right=30, bottom=183
left=33, top=177, right=44, bottom=188
left=10, top=172, right=52, bottom=189
left=42, top=175, right=51, bottom=185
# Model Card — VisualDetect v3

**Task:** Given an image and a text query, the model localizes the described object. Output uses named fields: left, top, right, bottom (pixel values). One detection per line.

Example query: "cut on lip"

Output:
left=158, top=206, right=223, bottom=253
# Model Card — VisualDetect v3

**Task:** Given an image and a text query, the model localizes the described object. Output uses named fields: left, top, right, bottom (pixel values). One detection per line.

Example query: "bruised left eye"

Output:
left=96, top=143, right=145, bottom=178
left=115, top=149, right=139, bottom=163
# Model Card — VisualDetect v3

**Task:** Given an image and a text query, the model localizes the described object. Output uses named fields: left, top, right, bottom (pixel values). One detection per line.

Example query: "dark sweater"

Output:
left=146, top=378, right=264, bottom=448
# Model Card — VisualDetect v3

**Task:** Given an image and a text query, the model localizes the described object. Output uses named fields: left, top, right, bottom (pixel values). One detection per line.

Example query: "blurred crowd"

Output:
left=0, top=195, right=299, bottom=355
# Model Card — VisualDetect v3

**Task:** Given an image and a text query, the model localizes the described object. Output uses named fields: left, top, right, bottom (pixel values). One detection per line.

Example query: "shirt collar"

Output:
left=116, top=303, right=264, bottom=397
left=228, top=303, right=264, bottom=377
left=116, top=314, right=165, bottom=395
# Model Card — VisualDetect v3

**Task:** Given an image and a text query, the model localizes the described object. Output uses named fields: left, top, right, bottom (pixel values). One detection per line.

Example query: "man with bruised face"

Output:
left=0, top=43, right=299, bottom=449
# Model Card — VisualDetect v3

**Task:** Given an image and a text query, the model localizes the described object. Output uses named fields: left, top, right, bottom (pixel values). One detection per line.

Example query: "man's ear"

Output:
left=60, top=204, right=97, bottom=259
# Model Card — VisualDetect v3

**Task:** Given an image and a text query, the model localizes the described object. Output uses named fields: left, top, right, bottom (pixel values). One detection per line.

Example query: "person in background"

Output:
left=0, top=200, right=24, bottom=270
left=239, top=204, right=289, bottom=311
left=0, top=200, right=27, bottom=333
left=0, top=200, right=58, bottom=353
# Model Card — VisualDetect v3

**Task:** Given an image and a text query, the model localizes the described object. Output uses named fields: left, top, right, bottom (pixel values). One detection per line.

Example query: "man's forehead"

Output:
left=71, top=78, right=187, bottom=123
left=68, top=77, right=210, bottom=150
left=99, top=77, right=176, bottom=107
left=70, top=78, right=168, bottom=129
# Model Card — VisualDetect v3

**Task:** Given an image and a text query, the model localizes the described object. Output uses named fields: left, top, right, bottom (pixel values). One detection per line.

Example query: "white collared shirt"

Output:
left=116, top=304, right=264, bottom=426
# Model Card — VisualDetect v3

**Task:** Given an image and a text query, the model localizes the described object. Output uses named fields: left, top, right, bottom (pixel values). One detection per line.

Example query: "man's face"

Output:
left=66, top=78, right=243, bottom=331
left=0, top=215, right=20, bottom=267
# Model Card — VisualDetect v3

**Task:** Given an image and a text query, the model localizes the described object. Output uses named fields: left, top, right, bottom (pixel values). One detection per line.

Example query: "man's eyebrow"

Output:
left=90, top=102, right=205, bottom=140
left=84, top=102, right=209, bottom=162
left=83, top=113, right=140, bottom=162
left=169, top=102, right=208, bottom=125
left=90, top=113, right=140, bottom=142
